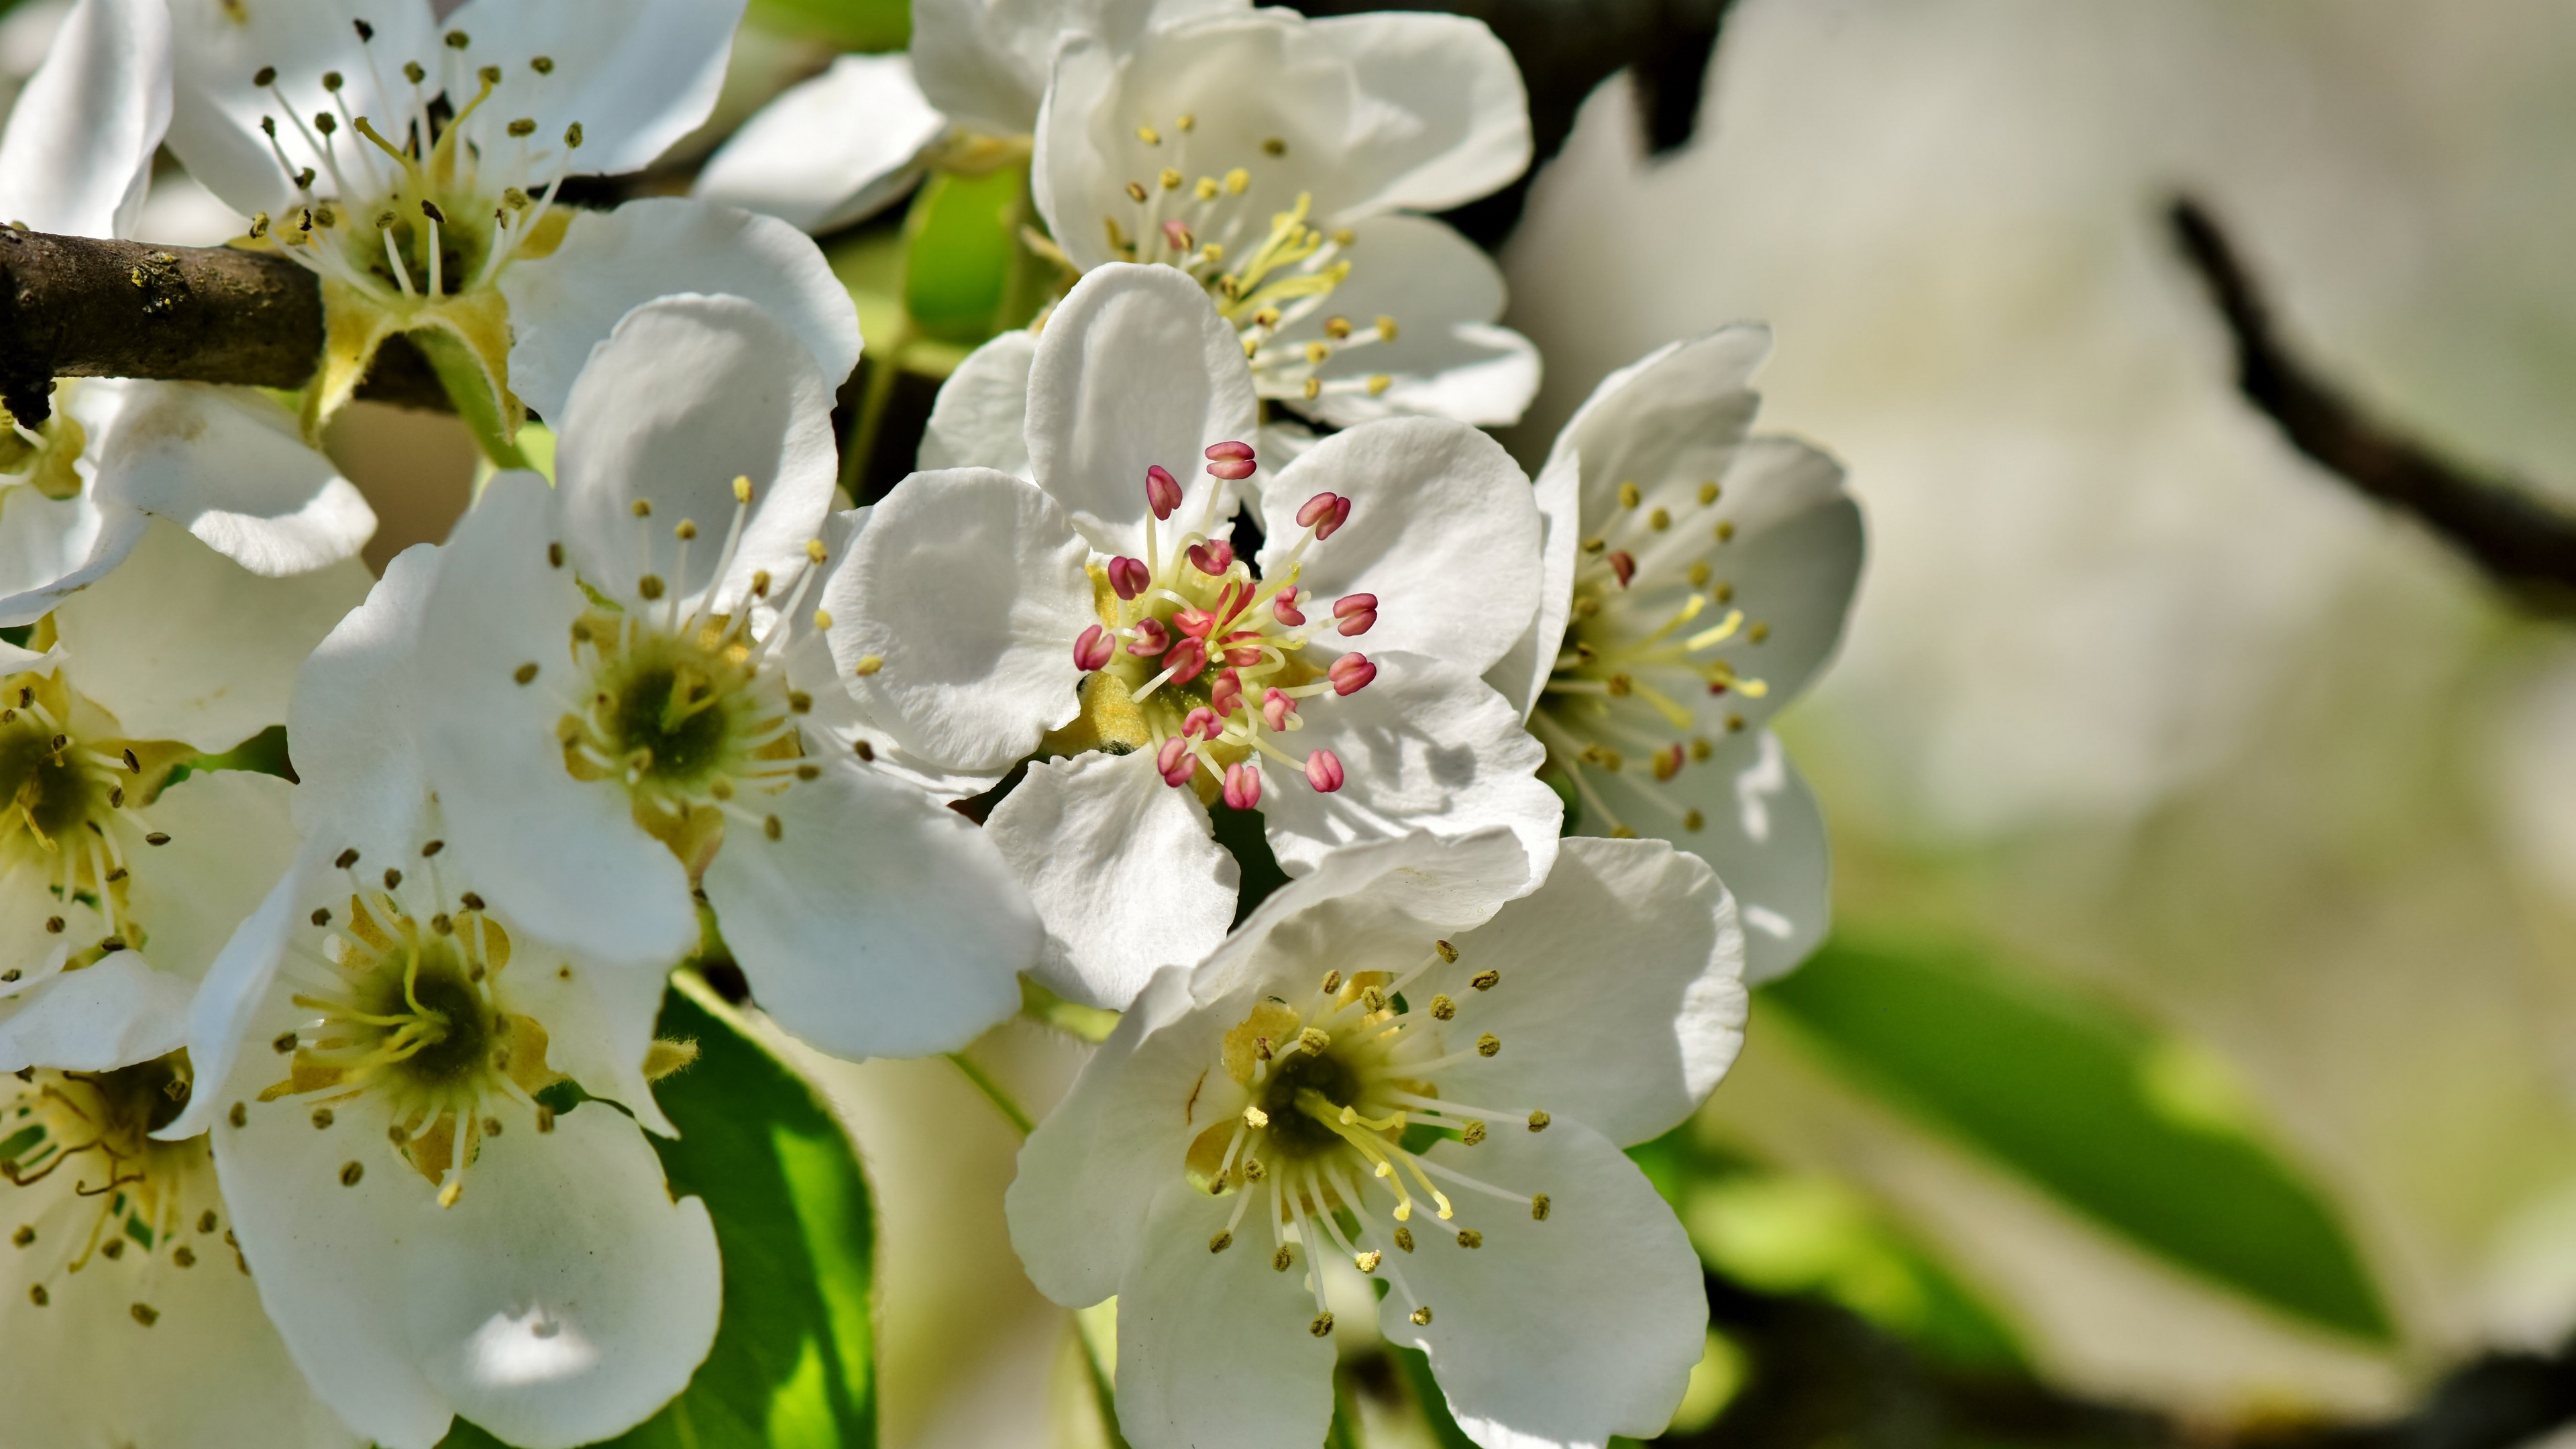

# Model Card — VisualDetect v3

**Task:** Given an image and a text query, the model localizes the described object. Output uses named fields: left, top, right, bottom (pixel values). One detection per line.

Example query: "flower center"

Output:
left=3, top=1052, right=230, bottom=1325
left=1179, top=944, right=1554, bottom=1336
left=1536, top=478, right=1773, bottom=839
left=242, top=27, right=582, bottom=310
left=1102, top=119, right=1397, bottom=405
left=1055, top=445, right=1375, bottom=809
left=0, top=676, right=176, bottom=957
left=260, top=841, right=564, bottom=1208
left=0, top=400, right=87, bottom=503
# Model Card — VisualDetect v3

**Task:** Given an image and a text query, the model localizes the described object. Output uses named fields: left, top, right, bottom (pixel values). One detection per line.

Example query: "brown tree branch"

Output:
left=0, top=227, right=444, bottom=426
left=2169, top=197, right=2576, bottom=610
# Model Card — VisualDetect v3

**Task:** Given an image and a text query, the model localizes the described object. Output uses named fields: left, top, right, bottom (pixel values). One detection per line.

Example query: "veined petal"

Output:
left=1258, top=415, right=1541, bottom=677
left=496, top=920, right=678, bottom=1137
left=825, top=466, right=1093, bottom=772
left=504, top=199, right=863, bottom=427
left=1024, top=264, right=1258, bottom=558
left=1256, top=651, right=1560, bottom=886
left=983, top=749, right=1237, bottom=1010
left=919, top=327, right=1038, bottom=479
left=289, top=541, right=438, bottom=845
left=549, top=292, right=843, bottom=617
left=123, top=769, right=303, bottom=992
left=1387, top=1122, right=1707, bottom=1449
left=441, top=0, right=744, bottom=177
left=1556, top=328, right=1769, bottom=541
left=90, top=381, right=376, bottom=575
left=700, top=757, right=1034, bottom=1060
left=165, top=0, right=438, bottom=219
left=0, top=487, right=148, bottom=628
left=1279, top=215, right=1538, bottom=429
left=1307, top=10, right=1530, bottom=217
left=1486, top=442, right=1578, bottom=720
left=50, top=517, right=372, bottom=752
left=912, top=0, right=1247, bottom=138
left=0, top=953, right=193, bottom=1073
left=161, top=830, right=329, bottom=1140
left=0, top=0, right=170, bottom=239
left=1112, top=1178, right=1337, bottom=1449
left=694, top=54, right=945, bottom=234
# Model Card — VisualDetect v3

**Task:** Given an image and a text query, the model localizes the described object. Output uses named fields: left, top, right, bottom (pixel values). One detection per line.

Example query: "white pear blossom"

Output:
left=1491, top=328, right=1864, bottom=982
left=1007, top=828, right=1744, bottom=1449
left=0, top=1055, right=360, bottom=1448
left=303, top=293, right=1036, bottom=1061
left=695, top=0, right=1236, bottom=233
left=834, top=262, right=1560, bottom=1011
left=0, top=0, right=377, bottom=624
left=162, top=0, right=859, bottom=449
left=0, top=519, right=371, bottom=1073
left=162, top=798, right=720, bottom=1449
left=1028, top=4, right=1538, bottom=430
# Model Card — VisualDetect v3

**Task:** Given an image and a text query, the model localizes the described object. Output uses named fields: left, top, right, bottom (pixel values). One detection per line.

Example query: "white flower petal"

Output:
left=1024, top=263, right=1258, bottom=557
left=1256, top=651, right=1561, bottom=886
left=1558, top=328, right=1769, bottom=539
left=0, top=487, right=147, bottom=628
left=415, top=472, right=699, bottom=975
left=1283, top=215, right=1537, bottom=429
left=1260, top=415, right=1541, bottom=677
left=1427, top=836, right=1745, bottom=1146
left=826, top=467, right=1092, bottom=771
left=162, top=831, right=327, bottom=1140
left=492, top=925, right=677, bottom=1136
left=1386, top=1122, right=1707, bottom=1449
left=984, top=749, right=1237, bottom=1010
left=1005, top=961, right=1210, bottom=1305
left=0, top=0, right=168, bottom=238
left=505, top=198, right=861, bottom=431
left=694, top=53, right=944, bottom=233
left=911, top=0, right=1245, bottom=138
left=701, top=757, right=1034, bottom=1060
left=124, top=768, right=302, bottom=990
left=0, top=951, right=191, bottom=1072
left=90, top=381, right=376, bottom=575
left=51, top=517, right=371, bottom=751
left=1684, top=437, right=1864, bottom=720
left=1307, top=10, right=1530, bottom=216
left=1191, top=826, right=1531, bottom=1006
left=166, top=0, right=438, bottom=219
left=1112, top=1177, right=1338, bottom=1449
left=213, top=1090, right=720, bottom=1449
left=919, top=327, right=1038, bottom=478
left=441, top=0, right=743, bottom=177
left=288, top=541, right=438, bottom=844
left=1485, top=447, right=1578, bottom=720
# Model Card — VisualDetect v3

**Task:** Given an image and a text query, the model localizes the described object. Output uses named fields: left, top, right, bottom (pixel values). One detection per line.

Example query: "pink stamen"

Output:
left=1174, top=606, right=1218, bottom=639
left=1210, top=669, right=1244, bottom=717
left=1205, top=441, right=1257, bottom=482
left=1263, top=688, right=1297, bottom=731
left=1165, top=637, right=1210, bottom=685
left=1183, top=706, right=1223, bottom=741
left=1272, top=588, right=1305, bottom=627
left=1187, top=539, right=1234, bottom=576
left=1109, top=556, right=1150, bottom=600
left=1073, top=625, right=1114, bottom=672
left=1146, top=466, right=1183, bottom=520
left=1320, top=496, right=1352, bottom=540
left=1127, top=618, right=1171, bottom=656
left=1305, top=750, right=1344, bottom=793
left=1157, top=737, right=1195, bottom=787
left=1162, top=219, right=1194, bottom=252
left=1328, top=653, right=1376, bottom=696
left=1295, top=492, right=1338, bottom=529
left=1332, top=593, right=1377, bottom=637
left=1607, top=549, right=1636, bottom=588
left=1222, top=761, right=1263, bottom=810
left=1218, top=630, right=1266, bottom=667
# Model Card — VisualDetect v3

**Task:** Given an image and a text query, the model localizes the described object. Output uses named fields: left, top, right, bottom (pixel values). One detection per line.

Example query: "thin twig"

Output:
left=2168, top=197, right=2576, bottom=611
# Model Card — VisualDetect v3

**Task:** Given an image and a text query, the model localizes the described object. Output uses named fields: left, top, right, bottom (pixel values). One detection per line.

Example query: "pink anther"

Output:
left=1332, top=593, right=1377, bottom=637
left=1126, top=618, right=1171, bottom=656
left=1145, top=465, right=1183, bottom=520
left=1173, top=606, right=1218, bottom=639
left=1073, top=624, right=1115, bottom=672
left=1295, top=492, right=1339, bottom=529
left=1219, top=631, right=1266, bottom=667
left=1182, top=706, right=1223, bottom=741
left=1157, top=736, right=1195, bottom=787
left=1607, top=549, right=1636, bottom=588
left=1305, top=750, right=1345, bottom=793
left=1165, top=637, right=1210, bottom=685
left=1262, top=688, right=1298, bottom=731
left=1162, top=219, right=1194, bottom=253
left=1187, top=539, right=1235, bottom=576
left=1108, top=555, right=1150, bottom=600
left=1271, top=587, right=1305, bottom=627
left=1209, top=669, right=1244, bottom=717
left=1205, top=441, right=1257, bottom=482
left=1328, top=653, right=1377, bottom=696
left=1319, top=496, right=1352, bottom=540
left=1222, top=761, right=1263, bottom=810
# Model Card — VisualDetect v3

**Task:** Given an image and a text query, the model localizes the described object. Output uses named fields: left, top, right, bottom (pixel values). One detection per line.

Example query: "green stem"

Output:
left=945, top=1050, right=1034, bottom=1137
left=839, top=329, right=910, bottom=504
left=1081, top=1322, right=1132, bottom=1449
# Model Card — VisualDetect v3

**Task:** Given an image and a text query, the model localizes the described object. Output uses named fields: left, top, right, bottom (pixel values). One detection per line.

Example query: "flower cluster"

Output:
left=0, top=0, right=1861, bottom=1446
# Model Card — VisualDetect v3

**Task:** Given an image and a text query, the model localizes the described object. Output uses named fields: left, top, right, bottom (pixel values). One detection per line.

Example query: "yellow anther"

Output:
left=1648, top=507, right=1670, bottom=531
left=1527, top=1110, right=1550, bottom=1131
left=513, top=662, right=539, bottom=685
left=637, top=575, right=665, bottom=600
left=732, top=475, right=753, bottom=503
left=1242, top=1157, right=1265, bottom=1181
left=1470, top=969, right=1499, bottom=991
left=1699, top=480, right=1721, bottom=505
left=1715, top=520, right=1736, bottom=543
left=1682, top=809, right=1705, bottom=833
left=1688, top=560, right=1712, bottom=587
left=1394, top=1226, right=1415, bottom=1252
left=1460, top=1120, right=1486, bottom=1145
left=1177, top=112, right=1196, bottom=131
left=1244, top=1106, right=1269, bottom=1129
left=1367, top=374, right=1392, bottom=395
left=1225, top=168, right=1250, bottom=194
left=1297, top=1026, right=1330, bottom=1055
left=1262, top=136, right=1287, bottom=156
left=1125, top=180, right=1148, bottom=203
left=806, top=538, right=827, bottom=564
left=1209, top=1230, right=1233, bottom=1253
left=1610, top=824, right=1639, bottom=839
left=1532, top=1193, right=1552, bottom=1221
left=1715, top=582, right=1735, bottom=604
left=1137, top=125, right=1161, bottom=145
left=1305, top=341, right=1331, bottom=364
left=1309, top=1311, right=1334, bottom=1337
left=1273, top=1245, right=1295, bottom=1272
left=1159, top=166, right=1182, bottom=190
left=437, top=1179, right=463, bottom=1209
left=1690, top=737, right=1713, bottom=761
left=631, top=499, right=652, bottom=517
left=763, top=815, right=783, bottom=841
left=750, top=568, right=772, bottom=596
left=1619, top=480, right=1641, bottom=509
left=1196, top=176, right=1221, bottom=200
left=1375, top=315, right=1398, bottom=341
left=1303, top=378, right=1321, bottom=400
left=1411, top=1305, right=1433, bottom=1326
left=1456, top=1229, right=1482, bottom=1249
left=853, top=655, right=883, bottom=676
left=1749, top=621, right=1770, bottom=643
left=1476, top=1033, right=1500, bottom=1057
left=1726, top=712, right=1746, bottom=733
left=1243, top=336, right=1260, bottom=359
left=675, top=519, right=698, bottom=541
left=1606, top=674, right=1631, bottom=698
left=1429, top=995, right=1455, bottom=1020
left=1321, top=969, right=1342, bottom=994
left=1354, top=1250, right=1381, bottom=1273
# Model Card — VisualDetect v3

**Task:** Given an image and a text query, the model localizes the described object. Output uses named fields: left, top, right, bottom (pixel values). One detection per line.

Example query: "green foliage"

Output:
left=433, top=974, right=878, bottom=1448
left=903, top=166, right=1051, bottom=345
left=745, top=0, right=908, bottom=51
left=1763, top=938, right=2394, bottom=1342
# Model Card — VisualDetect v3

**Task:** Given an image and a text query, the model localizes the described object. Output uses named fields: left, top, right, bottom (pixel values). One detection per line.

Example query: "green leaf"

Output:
left=435, top=974, right=878, bottom=1447
left=745, top=0, right=907, bottom=50
left=1762, top=938, right=2393, bottom=1342
left=902, top=166, right=1048, bottom=346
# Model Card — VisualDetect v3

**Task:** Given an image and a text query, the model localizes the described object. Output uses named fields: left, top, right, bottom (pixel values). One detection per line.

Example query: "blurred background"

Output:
left=19, top=0, right=2576, bottom=1442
